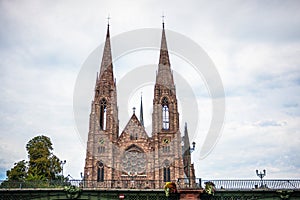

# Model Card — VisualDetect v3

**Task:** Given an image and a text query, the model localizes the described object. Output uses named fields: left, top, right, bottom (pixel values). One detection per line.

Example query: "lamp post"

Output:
left=80, top=172, right=85, bottom=187
left=256, top=169, right=266, bottom=188
left=60, top=160, right=66, bottom=178
left=190, top=142, right=196, bottom=153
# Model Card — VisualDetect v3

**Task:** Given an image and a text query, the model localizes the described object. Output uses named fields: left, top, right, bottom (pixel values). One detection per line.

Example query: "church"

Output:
left=83, top=22, right=195, bottom=189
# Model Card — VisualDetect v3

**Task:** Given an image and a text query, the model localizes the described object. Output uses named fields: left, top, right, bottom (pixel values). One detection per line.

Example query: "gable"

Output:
left=117, top=114, right=154, bottom=152
left=118, top=114, right=149, bottom=140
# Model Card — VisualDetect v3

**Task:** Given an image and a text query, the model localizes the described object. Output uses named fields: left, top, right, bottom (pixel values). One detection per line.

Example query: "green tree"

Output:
left=0, top=160, right=28, bottom=188
left=1, top=135, right=64, bottom=188
left=26, top=135, right=62, bottom=181
left=6, top=160, right=27, bottom=181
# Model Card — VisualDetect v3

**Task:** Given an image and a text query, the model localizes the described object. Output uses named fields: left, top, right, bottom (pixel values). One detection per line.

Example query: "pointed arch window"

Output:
left=162, top=97, right=169, bottom=130
left=163, top=160, right=170, bottom=182
left=97, top=161, right=104, bottom=182
left=100, top=98, right=107, bottom=130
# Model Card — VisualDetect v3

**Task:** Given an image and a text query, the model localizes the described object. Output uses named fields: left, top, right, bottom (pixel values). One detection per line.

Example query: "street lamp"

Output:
left=60, top=160, right=66, bottom=177
left=256, top=169, right=266, bottom=188
left=190, top=142, right=196, bottom=153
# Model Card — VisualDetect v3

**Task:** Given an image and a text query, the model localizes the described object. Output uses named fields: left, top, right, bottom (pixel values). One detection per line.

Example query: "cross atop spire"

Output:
left=107, top=14, right=111, bottom=26
left=161, top=13, right=165, bottom=28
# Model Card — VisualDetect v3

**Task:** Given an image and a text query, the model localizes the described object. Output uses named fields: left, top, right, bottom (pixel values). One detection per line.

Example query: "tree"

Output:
left=26, top=135, right=62, bottom=181
left=6, top=160, right=27, bottom=181
left=26, top=135, right=53, bottom=161
left=4, top=135, right=63, bottom=183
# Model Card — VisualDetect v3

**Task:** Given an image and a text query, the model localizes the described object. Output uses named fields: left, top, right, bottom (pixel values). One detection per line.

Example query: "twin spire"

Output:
left=98, top=20, right=174, bottom=125
left=99, top=21, right=171, bottom=78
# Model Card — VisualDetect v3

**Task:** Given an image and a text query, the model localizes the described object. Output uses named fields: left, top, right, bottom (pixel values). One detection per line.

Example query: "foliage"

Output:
left=204, top=181, right=216, bottom=195
left=64, top=185, right=82, bottom=199
left=26, top=135, right=53, bottom=160
left=6, top=160, right=27, bottom=181
left=2, top=135, right=64, bottom=187
left=277, top=190, right=293, bottom=200
left=164, top=182, right=177, bottom=197
left=26, top=135, right=62, bottom=180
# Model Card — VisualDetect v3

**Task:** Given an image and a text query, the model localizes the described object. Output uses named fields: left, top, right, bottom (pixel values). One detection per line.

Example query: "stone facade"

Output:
left=84, top=23, right=194, bottom=189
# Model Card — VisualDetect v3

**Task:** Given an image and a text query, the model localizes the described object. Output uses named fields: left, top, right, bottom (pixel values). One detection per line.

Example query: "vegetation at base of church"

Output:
left=164, top=182, right=177, bottom=197
left=1, top=135, right=65, bottom=188
left=204, top=181, right=216, bottom=195
left=64, top=185, right=82, bottom=199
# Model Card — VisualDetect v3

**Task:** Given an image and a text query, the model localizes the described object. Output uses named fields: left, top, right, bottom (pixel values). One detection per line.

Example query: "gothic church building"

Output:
left=84, top=22, right=195, bottom=189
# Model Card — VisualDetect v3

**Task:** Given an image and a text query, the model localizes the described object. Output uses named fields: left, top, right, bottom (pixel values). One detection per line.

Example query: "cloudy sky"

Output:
left=0, top=0, right=299, bottom=180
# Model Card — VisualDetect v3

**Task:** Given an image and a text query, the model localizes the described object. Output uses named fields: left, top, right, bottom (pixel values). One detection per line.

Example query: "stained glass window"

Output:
left=162, top=97, right=169, bottom=130
left=100, top=98, right=107, bottom=130
left=122, top=149, right=146, bottom=175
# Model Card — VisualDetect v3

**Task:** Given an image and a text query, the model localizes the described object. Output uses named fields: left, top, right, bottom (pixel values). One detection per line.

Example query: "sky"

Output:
left=0, top=0, right=300, bottom=180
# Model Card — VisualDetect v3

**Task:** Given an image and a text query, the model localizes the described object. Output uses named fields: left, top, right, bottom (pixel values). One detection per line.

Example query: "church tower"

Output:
left=84, top=24, right=119, bottom=183
left=83, top=21, right=193, bottom=188
left=152, top=22, right=185, bottom=182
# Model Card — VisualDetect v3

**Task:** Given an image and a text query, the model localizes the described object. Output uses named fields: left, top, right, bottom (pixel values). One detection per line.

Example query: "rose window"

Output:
left=122, top=150, right=146, bottom=174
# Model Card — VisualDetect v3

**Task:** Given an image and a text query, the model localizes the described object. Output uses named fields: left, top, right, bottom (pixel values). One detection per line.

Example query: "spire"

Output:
left=140, top=93, right=144, bottom=127
left=183, top=122, right=191, bottom=177
left=93, top=23, right=119, bottom=141
left=155, top=21, right=175, bottom=92
left=184, top=122, right=191, bottom=153
left=159, top=22, right=170, bottom=66
left=183, top=122, right=192, bottom=157
left=99, top=24, right=113, bottom=78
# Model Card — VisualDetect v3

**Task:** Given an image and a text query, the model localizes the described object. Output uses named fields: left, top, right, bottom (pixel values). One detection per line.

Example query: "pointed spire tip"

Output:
left=161, top=12, right=165, bottom=27
left=106, top=14, right=111, bottom=26
left=140, top=92, right=144, bottom=126
left=161, top=14, right=165, bottom=29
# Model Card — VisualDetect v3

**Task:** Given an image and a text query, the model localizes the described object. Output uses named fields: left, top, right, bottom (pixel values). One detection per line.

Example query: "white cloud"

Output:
left=0, top=0, right=300, bottom=180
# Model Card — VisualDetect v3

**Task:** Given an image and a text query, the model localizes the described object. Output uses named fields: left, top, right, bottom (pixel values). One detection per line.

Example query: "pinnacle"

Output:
left=99, top=25, right=113, bottom=78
